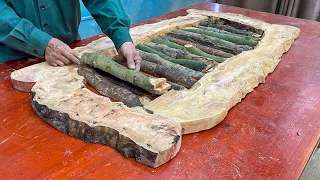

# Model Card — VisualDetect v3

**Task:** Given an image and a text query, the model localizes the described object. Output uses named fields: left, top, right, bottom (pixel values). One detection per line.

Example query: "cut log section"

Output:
left=12, top=62, right=182, bottom=168
left=81, top=53, right=171, bottom=95
left=78, top=65, right=145, bottom=107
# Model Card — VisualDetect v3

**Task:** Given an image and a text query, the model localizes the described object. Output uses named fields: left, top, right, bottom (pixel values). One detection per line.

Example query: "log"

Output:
left=200, top=22, right=262, bottom=38
left=183, top=27, right=258, bottom=47
left=172, top=30, right=252, bottom=54
left=184, top=44, right=225, bottom=63
left=80, top=53, right=171, bottom=95
left=164, top=36, right=233, bottom=58
left=140, top=60, right=196, bottom=89
left=151, top=38, right=184, bottom=50
left=198, top=25, right=261, bottom=41
left=144, top=42, right=218, bottom=67
left=138, top=50, right=204, bottom=80
left=77, top=65, right=145, bottom=107
left=136, top=44, right=209, bottom=72
left=167, top=81, right=186, bottom=91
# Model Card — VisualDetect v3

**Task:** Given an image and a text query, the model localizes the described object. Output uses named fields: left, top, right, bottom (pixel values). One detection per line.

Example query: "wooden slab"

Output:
left=11, top=62, right=182, bottom=168
left=71, top=10, right=299, bottom=134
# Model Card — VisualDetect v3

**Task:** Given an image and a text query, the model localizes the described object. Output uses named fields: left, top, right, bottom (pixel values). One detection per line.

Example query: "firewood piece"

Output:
left=136, top=44, right=209, bottom=72
left=164, top=36, right=233, bottom=58
left=183, top=27, right=258, bottom=47
left=78, top=65, right=145, bottom=107
left=151, top=38, right=185, bottom=50
left=144, top=42, right=218, bottom=67
left=200, top=22, right=262, bottom=38
left=81, top=53, right=171, bottom=95
left=138, top=50, right=204, bottom=80
left=140, top=60, right=196, bottom=89
left=184, top=44, right=225, bottom=63
left=198, top=25, right=261, bottom=41
left=172, top=30, right=252, bottom=54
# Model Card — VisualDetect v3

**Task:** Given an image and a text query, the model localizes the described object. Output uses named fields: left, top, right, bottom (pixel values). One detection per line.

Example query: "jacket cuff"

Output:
left=29, top=28, right=52, bottom=57
left=110, top=28, right=133, bottom=50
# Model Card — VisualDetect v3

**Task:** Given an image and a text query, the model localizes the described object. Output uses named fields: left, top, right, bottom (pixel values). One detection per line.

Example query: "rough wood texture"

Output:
left=200, top=22, right=261, bottom=37
left=81, top=53, right=171, bottom=95
left=183, top=27, right=258, bottom=47
left=78, top=65, right=145, bottom=107
left=145, top=9, right=300, bottom=134
left=138, top=50, right=204, bottom=80
left=164, top=36, right=234, bottom=58
left=10, top=62, right=182, bottom=168
left=184, top=44, right=225, bottom=63
left=151, top=38, right=185, bottom=50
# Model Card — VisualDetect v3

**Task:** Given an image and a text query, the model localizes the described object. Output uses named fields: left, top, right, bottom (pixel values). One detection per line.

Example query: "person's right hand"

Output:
left=45, top=38, right=79, bottom=66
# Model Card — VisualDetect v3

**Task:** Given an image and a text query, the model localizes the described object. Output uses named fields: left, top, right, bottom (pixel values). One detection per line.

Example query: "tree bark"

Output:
left=164, top=36, right=234, bottom=58
left=81, top=53, right=171, bottom=95
left=171, top=30, right=252, bottom=55
left=144, top=42, right=218, bottom=67
left=200, top=22, right=262, bottom=38
left=151, top=38, right=185, bottom=50
left=184, top=27, right=258, bottom=47
left=184, top=44, right=225, bottom=63
left=136, top=44, right=209, bottom=72
left=78, top=65, right=145, bottom=107
left=138, top=50, right=204, bottom=80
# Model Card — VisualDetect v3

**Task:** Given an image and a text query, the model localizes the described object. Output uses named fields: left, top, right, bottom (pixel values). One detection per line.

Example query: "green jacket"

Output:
left=0, top=0, right=132, bottom=63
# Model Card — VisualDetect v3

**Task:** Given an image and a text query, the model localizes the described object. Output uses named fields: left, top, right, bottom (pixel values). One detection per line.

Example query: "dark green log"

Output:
left=200, top=22, right=262, bottom=38
left=151, top=38, right=184, bottom=50
left=136, top=44, right=209, bottom=72
left=183, top=27, right=258, bottom=47
left=138, top=50, right=204, bottom=80
left=171, top=30, right=252, bottom=54
left=184, top=44, right=225, bottom=63
left=81, top=53, right=170, bottom=95
left=77, top=65, right=144, bottom=107
left=198, top=26, right=261, bottom=41
left=164, top=36, right=233, bottom=58
left=144, top=42, right=217, bottom=67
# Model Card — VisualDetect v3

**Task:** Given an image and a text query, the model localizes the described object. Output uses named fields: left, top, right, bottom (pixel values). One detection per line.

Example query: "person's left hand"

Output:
left=118, top=42, right=142, bottom=71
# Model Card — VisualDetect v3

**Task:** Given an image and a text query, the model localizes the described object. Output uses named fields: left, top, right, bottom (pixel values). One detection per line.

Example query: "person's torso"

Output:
left=1, top=0, right=81, bottom=62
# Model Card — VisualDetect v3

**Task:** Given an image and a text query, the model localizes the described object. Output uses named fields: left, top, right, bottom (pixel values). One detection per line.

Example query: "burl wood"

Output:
left=11, top=62, right=182, bottom=168
left=72, top=9, right=300, bottom=134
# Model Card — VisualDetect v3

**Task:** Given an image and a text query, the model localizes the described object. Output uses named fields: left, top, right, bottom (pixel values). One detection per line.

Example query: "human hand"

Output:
left=118, top=42, right=142, bottom=71
left=45, top=38, right=79, bottom=66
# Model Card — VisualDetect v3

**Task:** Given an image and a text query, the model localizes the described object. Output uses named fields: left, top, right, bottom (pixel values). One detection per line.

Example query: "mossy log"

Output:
left=172, top=30, right=252, bottom=54
left=183, top=27, right=258, bottom=47
left=151, top=38, right=184, bottom=50
left=198, top=26, right=261, bottom=41
left=136, top=44, right=209, bottom=72
left=81, top=53, right=171, bottom=95
left=184, top=44, right=225, bottom=63
left=200, top=22, right=262, bottom=38
left=78, top=65, right=144, bottom=107
left=138, top=50, right=204, bottom=80
left=164, top=36, right=233, bottom=58
left=144, top=42, right=217, bottom=67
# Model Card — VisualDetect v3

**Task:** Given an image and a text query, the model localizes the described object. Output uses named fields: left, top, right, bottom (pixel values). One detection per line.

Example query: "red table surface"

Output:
left=0, top=2, right=319, bottom=180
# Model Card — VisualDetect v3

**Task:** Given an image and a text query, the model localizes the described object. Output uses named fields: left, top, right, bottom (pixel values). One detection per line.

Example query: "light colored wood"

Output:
left=145, top=10, right=300, bottom=133
left=11, top=62, right=182, bottom=168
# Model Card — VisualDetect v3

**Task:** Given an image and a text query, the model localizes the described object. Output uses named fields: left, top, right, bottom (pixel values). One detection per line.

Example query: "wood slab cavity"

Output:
left=12, top=62, right=182, bottom=168
left=142, top=10, right=300, bottom=134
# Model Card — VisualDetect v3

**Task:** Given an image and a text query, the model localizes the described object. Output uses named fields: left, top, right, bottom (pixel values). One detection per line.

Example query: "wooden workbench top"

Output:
left=1, top=2, right=319, bottom=179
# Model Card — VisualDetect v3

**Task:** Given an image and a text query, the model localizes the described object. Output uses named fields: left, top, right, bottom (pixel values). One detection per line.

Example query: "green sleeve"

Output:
left=0, top=1, right=52, bottom=57
left=83, top=0, right=133, bottom=50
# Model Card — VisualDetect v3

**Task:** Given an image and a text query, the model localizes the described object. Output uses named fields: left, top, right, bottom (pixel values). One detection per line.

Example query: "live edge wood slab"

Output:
left=1, top=2, right=320, bottom=179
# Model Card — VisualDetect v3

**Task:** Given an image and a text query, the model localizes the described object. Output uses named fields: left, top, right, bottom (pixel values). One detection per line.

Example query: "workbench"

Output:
left=1, top=2, right=319, bottom=179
